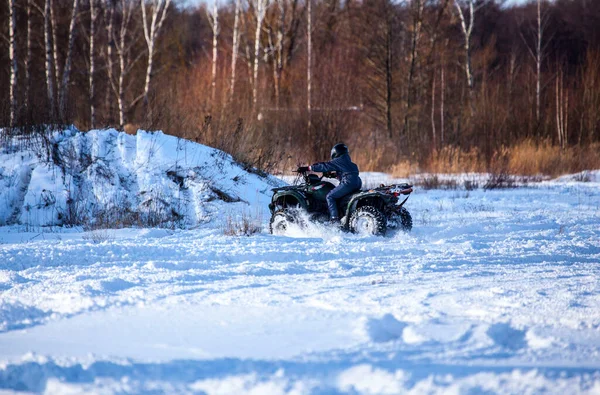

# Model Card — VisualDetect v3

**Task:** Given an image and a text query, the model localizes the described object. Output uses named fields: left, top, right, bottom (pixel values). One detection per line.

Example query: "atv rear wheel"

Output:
left=389, top=207, right=413, bottom=232
left=269, top=209, right=303, bottom=235
left=349, top=206, right=386, bottom=236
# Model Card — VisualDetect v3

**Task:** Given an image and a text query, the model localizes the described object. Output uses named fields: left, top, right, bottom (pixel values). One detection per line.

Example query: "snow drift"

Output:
left=0, top=127, right=284, bottom=227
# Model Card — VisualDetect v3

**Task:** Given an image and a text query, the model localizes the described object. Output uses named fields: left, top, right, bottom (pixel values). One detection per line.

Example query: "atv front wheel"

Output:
left=349, top=206, right=386, bottom=236
left=269, top=209, right=303, bottom=235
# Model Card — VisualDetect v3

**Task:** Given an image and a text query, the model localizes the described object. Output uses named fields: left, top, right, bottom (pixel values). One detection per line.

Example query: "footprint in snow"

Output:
left=486, top=322, right=527, bottom=351
left=364, top=314, right=408, bottom=343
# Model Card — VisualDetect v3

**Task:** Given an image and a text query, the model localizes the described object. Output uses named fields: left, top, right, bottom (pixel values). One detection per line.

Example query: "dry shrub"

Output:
left=417, top=175, right=459, bottom=190
left=222, top=210, right=262, bottom=237
left=504, top=140, right=600, bottom=176
left=82, top=229, right=115, bottom=244
left=504, top=139, right=561, bottom=175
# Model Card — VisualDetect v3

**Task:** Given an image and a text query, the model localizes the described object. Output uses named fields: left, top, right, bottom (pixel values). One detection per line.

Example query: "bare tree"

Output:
left=140, top=0, right=172, bottom=122
left=25, top=0, right=33, bottom=112
left=306, top=0, right=312, bottom=133
left=58, top=0, right=81, bottom=119
left=440, top=63, right=444, bottom=143
left=357, top=0, right=397, bottom=140
left=453, top=0, right=476, bottom=110
left=9, top=0, right=18, bottom=126
left=520, top=0, right=550, bottom=124
left=105, top=0, right=115, bottom=119
left=252, top=0, right=269, bottom=110
left=265, top=0, right=285, bottom=111
left=50, top=0, right=59, bottom=91
left=431, top=71, right=436, bottom=149
left=229, top=0, right=241, bottom=101
left=112, top=0, right=138, bottom=128
left=89, top=0, right=98, bottom=128
left=206, top=0, right=220, bottom=108
left=404, top=0, right=425, bottom=140
left=556, top=70, right=568, bottom=149
left=44, top=0, right=55, bottom=115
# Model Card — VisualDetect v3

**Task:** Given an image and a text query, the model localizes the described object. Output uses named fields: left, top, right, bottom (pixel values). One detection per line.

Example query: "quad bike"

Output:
left=269, top=170, right=413, bottom=236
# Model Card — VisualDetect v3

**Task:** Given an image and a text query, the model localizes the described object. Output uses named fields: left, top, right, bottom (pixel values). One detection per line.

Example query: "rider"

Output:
left=297, top=143, right=362, bottom=223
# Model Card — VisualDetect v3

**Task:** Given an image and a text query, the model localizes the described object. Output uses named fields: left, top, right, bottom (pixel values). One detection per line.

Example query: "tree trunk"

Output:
left=51, top=0, right=60, bottom=95
left=403, top=0, right=424, bottom=142
left=454, top=0, right=475, bottom=113
left=141, top=0, right=172, bottom=124
left=535, top=0, right=542, bottom=124
left=307, top=0, right=312, bottom=136
left=252, top=0, right=268, bottom=111
left=207, top=1, right=219, bottom=108
left=89, top=0, right=97, bottom=128
left=9, top=0, right=18, bottom=127
left=440, top=60, right=445, bottom=144
left=105, top=1, right=115, bottom=121
left=229, top=0, right=241, bottom=101
left=44, top=0, right=55, bottom=116
left=386, top=11, right=393, bottom=140
left=431, top=72, right=436, bottom=150
left=59, top=0, right=80, bottom=120
left=25, top=0, right=32, bottom=113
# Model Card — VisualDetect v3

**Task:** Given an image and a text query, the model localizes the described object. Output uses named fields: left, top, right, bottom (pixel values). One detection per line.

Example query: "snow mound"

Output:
left=0, top=127, right=284, bottom=227
left=363, top=313, right=408, bottom=343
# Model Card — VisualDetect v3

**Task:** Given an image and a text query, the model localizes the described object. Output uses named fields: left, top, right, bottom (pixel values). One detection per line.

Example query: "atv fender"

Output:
left=341, top=192, right=390, bottom=227
left=269, top=190, right=309, bottom=213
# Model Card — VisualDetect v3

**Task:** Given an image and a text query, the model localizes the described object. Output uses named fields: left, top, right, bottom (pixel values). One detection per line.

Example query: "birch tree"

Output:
left=58, top=0, right=81, bottom=119
left=521, top=0, right=549, bottom=124
left=306, top=0, right=312, bottom=132
left=453, top=0, right=476, bottom=110
left=9, top=0, right=18, bottom=127
left=105, top=0, right=115, bottom=119
left=112, top=0, right=138, bottom=128
left=140, top=0, right=172, bottom=122
left=25, top=0, right=33, bottom=112
left=265, top=0, right=285, bottom=111
left=44, top=0, right=55, bottom=115
left=403, top=0, right=424, bottom=140
left=89, top=0, right=98, bottom=128
left=51, top=0, right=60, bottom=93
left=252, top=0, right=269, bottom=110
left=206, top=0, right=219, bottom=108
left=556, top=70, right=568, bottom=149
left=229, top=0, right=241, bottom=101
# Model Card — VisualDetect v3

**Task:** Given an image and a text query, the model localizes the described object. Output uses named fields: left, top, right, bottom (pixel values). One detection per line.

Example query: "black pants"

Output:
left=326, top=178, right=362, bottom=219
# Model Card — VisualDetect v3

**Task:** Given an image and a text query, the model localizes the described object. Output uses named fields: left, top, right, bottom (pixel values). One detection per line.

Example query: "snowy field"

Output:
left=1, top=129, right=600, bottom=393
left=1, top=176, right=600, bottom=393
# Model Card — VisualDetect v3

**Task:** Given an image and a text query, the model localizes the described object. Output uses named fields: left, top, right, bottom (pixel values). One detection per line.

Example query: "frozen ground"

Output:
left=1, top=173, right=600, bottom=394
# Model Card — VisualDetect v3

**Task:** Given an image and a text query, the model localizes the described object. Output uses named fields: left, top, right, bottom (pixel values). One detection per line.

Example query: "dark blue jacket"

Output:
left=311, top=153, right=361, bottom=186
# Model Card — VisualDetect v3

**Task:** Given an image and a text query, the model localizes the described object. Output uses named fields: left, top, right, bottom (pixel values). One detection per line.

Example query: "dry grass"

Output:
left=82, top=229, right=115, bottom=244
left=504, top=140, right=600, bottom=177
left=409, top=141, right=600, bottom=177
left=427, top=146, right=486, bottom=174
left=222, top=210, right=262, bottom=237
left=389, top=161, right=418, bottom=178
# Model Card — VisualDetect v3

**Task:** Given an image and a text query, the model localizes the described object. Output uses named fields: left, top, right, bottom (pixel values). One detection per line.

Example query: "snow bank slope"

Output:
left=0, top=128, right=284, bottom=227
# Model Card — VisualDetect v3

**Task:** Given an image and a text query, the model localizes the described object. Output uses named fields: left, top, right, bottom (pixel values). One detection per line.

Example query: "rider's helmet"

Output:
left=331, top=143, right=349, bottom=160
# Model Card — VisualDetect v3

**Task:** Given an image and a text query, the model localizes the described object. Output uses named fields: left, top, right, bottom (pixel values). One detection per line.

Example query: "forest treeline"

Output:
left=1, top=0, right=600, bottom=175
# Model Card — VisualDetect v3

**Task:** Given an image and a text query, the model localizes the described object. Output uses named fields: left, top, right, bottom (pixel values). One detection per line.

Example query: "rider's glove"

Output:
left=296, top=166, right=310, bottom=173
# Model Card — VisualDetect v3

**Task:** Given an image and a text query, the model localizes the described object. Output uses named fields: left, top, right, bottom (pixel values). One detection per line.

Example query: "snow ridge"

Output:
left=0, top=128, right=283, bottom=227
